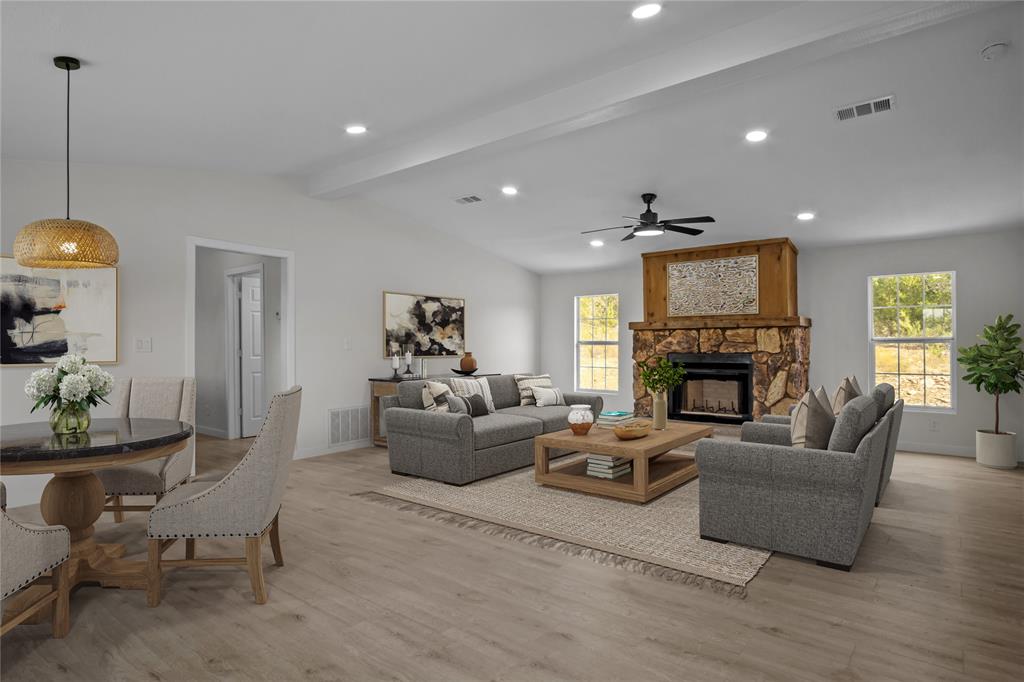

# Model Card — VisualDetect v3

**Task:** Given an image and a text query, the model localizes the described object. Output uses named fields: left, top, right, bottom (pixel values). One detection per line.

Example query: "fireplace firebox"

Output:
left=667, top=353, right=754, bottom=424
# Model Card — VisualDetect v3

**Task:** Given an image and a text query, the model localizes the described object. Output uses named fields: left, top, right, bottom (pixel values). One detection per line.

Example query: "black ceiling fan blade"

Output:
left=664, top=225, right=705, bottom=236
left=621, top=232, right=637, bottom=241
left=580, top=225, right=634, bottom=235
left=661, top=216, right=716, bottom=225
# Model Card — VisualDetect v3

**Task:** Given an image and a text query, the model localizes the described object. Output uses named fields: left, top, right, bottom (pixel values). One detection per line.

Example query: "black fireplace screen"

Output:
left=667, top=353, right=754, bottom=423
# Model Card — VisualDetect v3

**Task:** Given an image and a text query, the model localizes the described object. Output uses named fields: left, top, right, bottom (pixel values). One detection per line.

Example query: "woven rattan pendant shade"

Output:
left=14, top=218, right=119, bottom=268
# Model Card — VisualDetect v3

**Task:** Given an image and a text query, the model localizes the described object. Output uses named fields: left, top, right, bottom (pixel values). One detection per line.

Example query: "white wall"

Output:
left=539, top=264, right=642, bottom=413
left=194, top=247, right=284, bottom=437
left=1, top=159, right=540, bottom=507
left=540, top=229, right=1024, bottom=461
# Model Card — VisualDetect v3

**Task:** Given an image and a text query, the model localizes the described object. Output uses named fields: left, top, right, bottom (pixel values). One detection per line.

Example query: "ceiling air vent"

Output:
left=454, top=195, right=483, bottom=205
left=835, top=95, right=895, bottom=122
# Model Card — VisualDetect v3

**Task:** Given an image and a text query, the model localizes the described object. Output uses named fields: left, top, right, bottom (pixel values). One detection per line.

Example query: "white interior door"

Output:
left=240, top=274, right=265, bottom=437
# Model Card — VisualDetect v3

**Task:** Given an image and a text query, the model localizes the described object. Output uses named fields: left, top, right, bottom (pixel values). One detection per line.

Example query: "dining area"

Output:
left=1, top=362, right=302, bottom=639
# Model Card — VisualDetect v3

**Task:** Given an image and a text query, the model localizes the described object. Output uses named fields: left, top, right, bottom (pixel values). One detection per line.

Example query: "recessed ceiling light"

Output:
left=745, top=129, right=768, bottom=143
left=634, top=226, right=665, bottom=237
left=501, top=185, right=518, bottom=196
left=631, top=3, right=662, bottom=19
left=589, top=239, right=604, bottom=248
left=797, top=211, right=816, bottom=221
left=345, top=124, right=367, bottom=135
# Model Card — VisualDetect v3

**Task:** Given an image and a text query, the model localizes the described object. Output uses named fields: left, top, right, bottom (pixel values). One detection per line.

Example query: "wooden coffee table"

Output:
left=534, top=422, right=713, bottom=503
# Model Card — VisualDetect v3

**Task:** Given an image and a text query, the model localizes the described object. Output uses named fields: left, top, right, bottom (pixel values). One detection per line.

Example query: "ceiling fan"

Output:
left=581, top=193, right=714, bottom=242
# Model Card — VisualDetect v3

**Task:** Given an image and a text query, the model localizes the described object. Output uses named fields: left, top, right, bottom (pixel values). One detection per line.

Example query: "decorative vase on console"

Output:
left=639, top=357, right=687, bottom=430
left=24, top=353, right=114, bottom=435
left=460, top=352, right=477, bottom=372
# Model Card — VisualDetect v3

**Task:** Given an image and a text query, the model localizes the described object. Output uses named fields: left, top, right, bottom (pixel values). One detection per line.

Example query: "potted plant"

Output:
left=24, top=353, right=114, bottom=434
left=958, top=314, right=1023, bottom=469
left=639, top=357, right=687, bottom=430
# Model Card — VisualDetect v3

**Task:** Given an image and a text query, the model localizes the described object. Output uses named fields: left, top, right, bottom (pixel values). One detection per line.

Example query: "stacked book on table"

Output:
left=586, top=454, right=632, bottom=480
left=595, top=410, right=634, bottom=428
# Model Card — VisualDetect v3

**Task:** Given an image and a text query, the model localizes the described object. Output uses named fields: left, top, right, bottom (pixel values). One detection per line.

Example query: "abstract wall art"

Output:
left=667, top=255, right=759, bottom=316
left=1, top=256, right=118, bottom=365
left=383, top=291, right=465, bottom=358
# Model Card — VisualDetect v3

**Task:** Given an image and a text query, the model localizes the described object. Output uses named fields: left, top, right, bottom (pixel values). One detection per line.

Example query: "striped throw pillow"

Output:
left=449, top=377, right=495, bottom=413
left=514, top=374, right=553, bottom=406
left=421, top=381, right=452, bottom=413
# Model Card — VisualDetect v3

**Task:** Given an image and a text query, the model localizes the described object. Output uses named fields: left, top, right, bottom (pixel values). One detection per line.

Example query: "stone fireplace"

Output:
left=630, top=238, right=811, bottom=423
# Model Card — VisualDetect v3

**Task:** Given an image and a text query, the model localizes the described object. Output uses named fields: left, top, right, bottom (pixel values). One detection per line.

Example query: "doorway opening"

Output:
left=187, top=238, right=294, bottom=441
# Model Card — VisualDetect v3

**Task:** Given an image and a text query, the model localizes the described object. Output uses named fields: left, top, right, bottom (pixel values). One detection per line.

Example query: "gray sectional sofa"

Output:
left=695, top=384, right=903, bottom=570
left=382, top=375, right=603, bottom=485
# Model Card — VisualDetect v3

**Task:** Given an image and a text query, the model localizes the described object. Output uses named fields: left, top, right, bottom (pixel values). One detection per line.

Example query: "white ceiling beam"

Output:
left=306, top=1, right=988, bottom=199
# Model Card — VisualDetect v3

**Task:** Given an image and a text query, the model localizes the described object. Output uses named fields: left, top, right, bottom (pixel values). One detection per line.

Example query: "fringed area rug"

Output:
left=356, top=457, right=770, bottom=598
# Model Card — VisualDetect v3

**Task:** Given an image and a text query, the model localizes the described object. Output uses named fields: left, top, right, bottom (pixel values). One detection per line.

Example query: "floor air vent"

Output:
left=454, top=195, right=483, bottom=204
left=328, top=405, right=370, bottom=447
left=835, top=95, right=895, bottom=122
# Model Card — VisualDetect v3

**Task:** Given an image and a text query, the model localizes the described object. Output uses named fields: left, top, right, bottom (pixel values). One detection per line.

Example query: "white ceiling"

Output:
left=3, top=2, right=1022, bottom=273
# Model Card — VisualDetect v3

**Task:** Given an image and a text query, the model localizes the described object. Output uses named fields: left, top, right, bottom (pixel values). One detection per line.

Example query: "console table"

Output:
left=368, top=374, right=500, bottom=447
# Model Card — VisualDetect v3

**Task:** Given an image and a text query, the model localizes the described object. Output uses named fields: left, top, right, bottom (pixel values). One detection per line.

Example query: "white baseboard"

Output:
left=898, top=440, right=975, bottom=457
left=294, top=439, right=373, bottom=461
left=196, top=425, right=229, bottom=439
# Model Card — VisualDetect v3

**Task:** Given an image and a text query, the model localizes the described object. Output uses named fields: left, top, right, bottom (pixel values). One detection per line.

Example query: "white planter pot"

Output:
left=975, top=430, right=1018, bottom=469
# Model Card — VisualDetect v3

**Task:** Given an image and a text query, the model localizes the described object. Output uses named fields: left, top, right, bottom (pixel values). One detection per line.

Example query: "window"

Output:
left=869, top=272, right=954, bottom=410
left=575, top=294, right=619, bottom=392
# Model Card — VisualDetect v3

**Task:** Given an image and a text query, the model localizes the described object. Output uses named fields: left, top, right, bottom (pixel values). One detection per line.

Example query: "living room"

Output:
left=1, top=2, right=1022, bottom=680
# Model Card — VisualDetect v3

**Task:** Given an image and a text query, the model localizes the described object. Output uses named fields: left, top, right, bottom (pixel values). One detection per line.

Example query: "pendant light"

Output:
left=13, top=56, right=119, bottom=269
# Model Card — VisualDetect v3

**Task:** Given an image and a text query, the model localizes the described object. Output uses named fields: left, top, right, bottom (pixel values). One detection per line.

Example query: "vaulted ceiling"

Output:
left=3, top=2, right=1022, bottom=272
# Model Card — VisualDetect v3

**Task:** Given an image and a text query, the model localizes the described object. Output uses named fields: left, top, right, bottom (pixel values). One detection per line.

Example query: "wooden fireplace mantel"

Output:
left=628, top=315, right=811, bottom=331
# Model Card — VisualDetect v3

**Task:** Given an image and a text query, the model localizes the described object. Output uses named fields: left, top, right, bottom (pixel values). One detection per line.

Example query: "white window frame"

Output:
left=867, top=271, right=957, bottom=414
left=574, top=293, right=620, bottom=395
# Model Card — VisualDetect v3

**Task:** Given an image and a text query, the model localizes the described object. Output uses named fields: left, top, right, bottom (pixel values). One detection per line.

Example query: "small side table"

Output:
left=368, top=374, right=500, bottom=447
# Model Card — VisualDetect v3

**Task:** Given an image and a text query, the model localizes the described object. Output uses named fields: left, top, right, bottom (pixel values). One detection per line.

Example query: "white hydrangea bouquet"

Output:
left=24, top=353, right=114, bottom=434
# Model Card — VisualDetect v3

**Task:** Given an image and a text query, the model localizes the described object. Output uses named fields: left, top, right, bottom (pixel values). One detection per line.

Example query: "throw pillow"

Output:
left=831, top=376, right=861, bottom=415
left=445, top=395, right=470, bottom=414
left=828, top=395, right=878, bottom=452
left=465, top=394, right=489, bottom=417
left=514, top=374, right=553, bottom=406
left=790, top=389, right=835, bottom=449
left=421, top=381, right=452, bottom=413
left=449, top=377, right=495, bottom=413
left=532, top=386, right=565, bottom=407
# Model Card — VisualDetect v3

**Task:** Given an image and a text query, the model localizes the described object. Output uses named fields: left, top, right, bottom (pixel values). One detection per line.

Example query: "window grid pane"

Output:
left=576, top=294, right=620, bottom=392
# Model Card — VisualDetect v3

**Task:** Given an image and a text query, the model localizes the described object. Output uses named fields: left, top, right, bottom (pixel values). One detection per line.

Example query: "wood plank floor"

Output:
left=2, top=435, right=1021, bottom=681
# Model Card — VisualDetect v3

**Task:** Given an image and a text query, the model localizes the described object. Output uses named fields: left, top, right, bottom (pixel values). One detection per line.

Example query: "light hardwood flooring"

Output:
left=2, top=434, right=1022, bottom=681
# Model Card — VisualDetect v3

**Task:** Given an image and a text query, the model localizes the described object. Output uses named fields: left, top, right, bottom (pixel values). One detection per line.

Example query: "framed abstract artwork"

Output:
left=667, top=255, right=759, bottom=317
left=383, top=291, right=465, bottom=358
left=1, top=256, right=118, bottom=365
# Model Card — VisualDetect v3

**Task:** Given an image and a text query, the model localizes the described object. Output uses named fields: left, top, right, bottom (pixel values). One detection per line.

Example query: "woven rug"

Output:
left=358, top=439, right=770, bottom=596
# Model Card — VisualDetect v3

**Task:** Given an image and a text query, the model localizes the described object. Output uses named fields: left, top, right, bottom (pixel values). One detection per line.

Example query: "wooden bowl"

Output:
left=613, top=420, right=652, bottom=440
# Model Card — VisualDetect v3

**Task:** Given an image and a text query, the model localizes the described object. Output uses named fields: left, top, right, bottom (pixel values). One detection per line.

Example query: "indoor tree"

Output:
left=958, top=314, right=1023, bottom=434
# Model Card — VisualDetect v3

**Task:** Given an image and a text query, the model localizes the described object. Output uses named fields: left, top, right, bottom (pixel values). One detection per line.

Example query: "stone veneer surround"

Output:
left=632, top=326, right=810, bottom=420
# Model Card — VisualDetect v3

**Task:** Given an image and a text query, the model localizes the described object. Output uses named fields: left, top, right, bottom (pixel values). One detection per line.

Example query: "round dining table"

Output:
left=1, top=418, right=192, bottom=598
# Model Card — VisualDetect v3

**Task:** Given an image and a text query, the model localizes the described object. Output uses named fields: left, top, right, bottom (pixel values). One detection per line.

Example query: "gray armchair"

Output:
left=145, top=386, right=301, bottom=607
left=697, top=395, right=891, bottom=570
left=98, top=377, right=197, bottom=521
left=1, top=483, right=72, bottom=638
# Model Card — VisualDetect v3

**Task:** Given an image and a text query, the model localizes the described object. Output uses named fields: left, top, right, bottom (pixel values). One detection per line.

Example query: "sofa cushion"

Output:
left=497, top=405, right=573, bottom=433
left=827, top=395, right=878, bottom=453
left=486, top=375, right=521, bottom=410
left=871, top=383, right=895, bottom=421
left=472, top=413, right=544, bottom=450
left=397, top=380, right=428, bottom=409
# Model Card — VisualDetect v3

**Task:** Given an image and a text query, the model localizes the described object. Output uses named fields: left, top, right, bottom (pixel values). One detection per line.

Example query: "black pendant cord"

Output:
left=65, top=64, right=70, bottom=220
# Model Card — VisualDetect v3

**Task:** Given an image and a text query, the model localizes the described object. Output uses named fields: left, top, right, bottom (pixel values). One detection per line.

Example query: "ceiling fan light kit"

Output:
left=13, top=56, right=119, bottom=269
left=580, top=193, right=714, bottom=243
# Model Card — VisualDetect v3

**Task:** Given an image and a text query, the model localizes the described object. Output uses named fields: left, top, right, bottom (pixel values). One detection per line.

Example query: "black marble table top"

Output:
left=0, top=418, right=193, bottom=466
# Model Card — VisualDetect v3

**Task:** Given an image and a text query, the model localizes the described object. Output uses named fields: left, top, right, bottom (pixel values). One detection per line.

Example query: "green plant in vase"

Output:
left=24, top=353, right=115, bottom=434
left=957, top=314, right=1023, bottom=469
left=639, top=357, right=687, bottom=430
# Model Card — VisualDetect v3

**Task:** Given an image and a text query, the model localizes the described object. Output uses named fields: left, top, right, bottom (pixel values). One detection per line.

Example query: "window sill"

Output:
left=904, top=405, right=957, bottom=415
left=574, top=389, right=620, bottom=396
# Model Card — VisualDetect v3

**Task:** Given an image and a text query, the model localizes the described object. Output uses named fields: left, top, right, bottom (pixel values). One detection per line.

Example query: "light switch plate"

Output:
left=134, top=337, right=153, bottom=353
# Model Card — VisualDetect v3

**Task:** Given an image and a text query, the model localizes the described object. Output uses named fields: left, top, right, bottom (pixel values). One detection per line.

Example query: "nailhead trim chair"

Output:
left=0, top=482, right=72, bottom=638
left=145, top=386, right=302, bottom=607
left=97, top=377, right=197, bottom=521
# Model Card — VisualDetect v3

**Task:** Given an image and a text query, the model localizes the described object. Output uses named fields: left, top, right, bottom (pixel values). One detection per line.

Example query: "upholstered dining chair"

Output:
left=145, top=386, right=301, bottom=607
left=1, top=482, right=72, bottom=638
left=97, top=377, right=197, bottom=522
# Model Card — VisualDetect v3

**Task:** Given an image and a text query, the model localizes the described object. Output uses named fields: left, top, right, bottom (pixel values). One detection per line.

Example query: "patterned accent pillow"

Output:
left=514, top=374, right=553, bottom=406
left=449, top=377, right=495, bottom=413
left=831, top=376, right=862, bottom=415
left=421, top=381, right=452, bottom=413
left=532, top=386, right=565, bottom=407
left=790, top=388, right=835, bottom=449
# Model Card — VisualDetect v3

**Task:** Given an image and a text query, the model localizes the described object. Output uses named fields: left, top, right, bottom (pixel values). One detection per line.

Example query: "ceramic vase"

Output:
left=568, top=404, right=594, bottom=436
left=460, top=352, right=478, bottom=372
left=652, top=391, right=668, bottom=430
